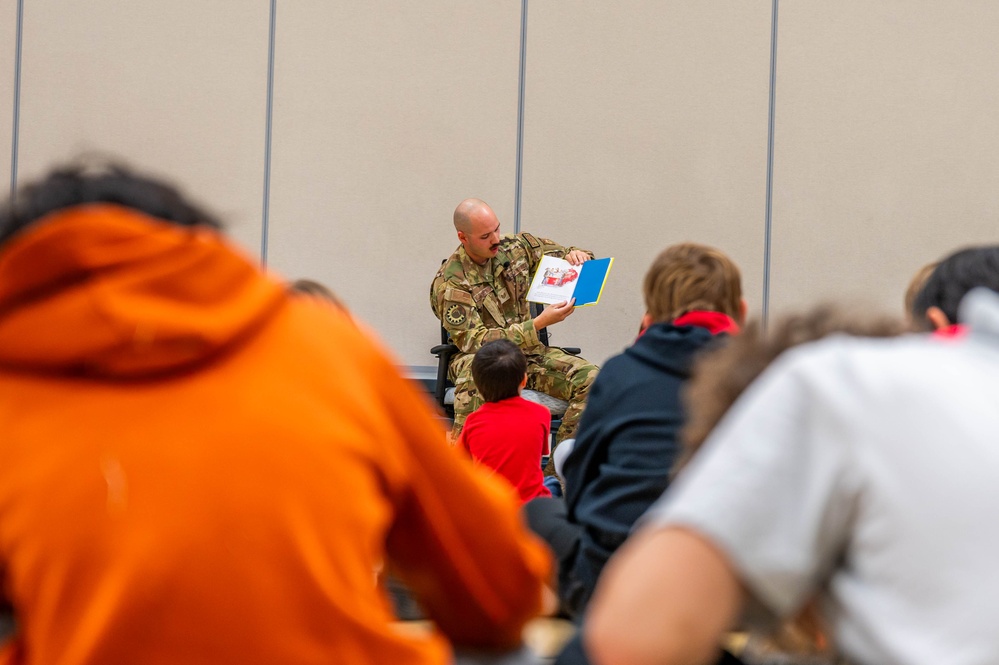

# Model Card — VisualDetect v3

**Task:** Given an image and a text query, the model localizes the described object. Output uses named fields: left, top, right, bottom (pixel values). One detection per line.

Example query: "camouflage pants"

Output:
left=449, top=348, right=598, bottom=445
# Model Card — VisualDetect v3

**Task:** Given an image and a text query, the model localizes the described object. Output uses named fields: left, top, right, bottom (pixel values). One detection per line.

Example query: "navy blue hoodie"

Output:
left=559, top=320, right=725, bottom=616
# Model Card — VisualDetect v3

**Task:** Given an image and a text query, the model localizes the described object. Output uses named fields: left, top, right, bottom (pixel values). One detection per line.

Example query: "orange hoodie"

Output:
left=0, top=205, right=550, bottom=665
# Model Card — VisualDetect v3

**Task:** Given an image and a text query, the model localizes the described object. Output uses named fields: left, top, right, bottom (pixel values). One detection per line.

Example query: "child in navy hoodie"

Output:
left=526, top=243, right=745, bottom=621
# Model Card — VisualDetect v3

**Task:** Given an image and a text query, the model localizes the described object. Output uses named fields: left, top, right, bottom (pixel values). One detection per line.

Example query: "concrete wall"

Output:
left=3, top=2, right=998, bottom=368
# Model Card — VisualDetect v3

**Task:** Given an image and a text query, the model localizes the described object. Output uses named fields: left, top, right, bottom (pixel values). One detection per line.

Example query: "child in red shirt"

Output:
left=459, top=340, right=552, bottom=503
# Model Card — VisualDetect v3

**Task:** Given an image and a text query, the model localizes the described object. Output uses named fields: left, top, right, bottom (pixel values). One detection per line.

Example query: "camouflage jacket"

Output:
left=431, top=233, right=593, bottom=355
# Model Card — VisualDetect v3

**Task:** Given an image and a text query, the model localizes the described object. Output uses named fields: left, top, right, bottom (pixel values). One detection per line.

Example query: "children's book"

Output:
left=526, top=255, right=614, bottom=307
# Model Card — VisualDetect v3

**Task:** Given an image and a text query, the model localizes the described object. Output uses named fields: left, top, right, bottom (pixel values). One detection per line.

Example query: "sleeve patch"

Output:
left=444, top=287, right=474, bottom=306
left=521, top=232, right=542, bottom=249
left=445, top=303, right=467, bottom=326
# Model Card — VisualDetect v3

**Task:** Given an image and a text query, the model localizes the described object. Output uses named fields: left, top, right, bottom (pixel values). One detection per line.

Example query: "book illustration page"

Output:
left=527, top=255, right=579, bottom=305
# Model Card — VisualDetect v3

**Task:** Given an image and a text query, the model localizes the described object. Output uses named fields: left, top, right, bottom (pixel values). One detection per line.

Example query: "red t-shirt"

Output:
left=459, top=396, right=552, bottom=503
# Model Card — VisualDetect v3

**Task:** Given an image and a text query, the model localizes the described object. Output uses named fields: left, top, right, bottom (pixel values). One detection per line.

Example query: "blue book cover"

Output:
left=526, top=255, right=614, bottom=307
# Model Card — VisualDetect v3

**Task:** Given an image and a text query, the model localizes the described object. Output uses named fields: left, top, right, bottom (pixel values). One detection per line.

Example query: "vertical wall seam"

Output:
left=762, top=0, right=779, bottom=330
left=513, top=0, right=529, bottom=234
left=260, top=0, right=277, bottom=267
left=9, top=0, right=24, bottom=201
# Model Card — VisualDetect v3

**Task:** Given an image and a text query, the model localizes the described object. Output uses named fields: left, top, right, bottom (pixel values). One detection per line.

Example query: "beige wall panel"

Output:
left=267, top=2, right=521, bottom=366
left=0, top=0, right=15, bottom=192
left=16, top=2, right=268, bottom=253
left=771, top=2, right=999, bottom=319
left=521, top=2, right=771, bottom=366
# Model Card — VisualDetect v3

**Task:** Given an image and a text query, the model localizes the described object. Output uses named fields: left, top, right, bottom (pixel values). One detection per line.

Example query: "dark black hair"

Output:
left=0, top=161, right=222, bottom=246
left=911, top=245, right=999, bottom=329
left=471, top=339, right=527, bottom=403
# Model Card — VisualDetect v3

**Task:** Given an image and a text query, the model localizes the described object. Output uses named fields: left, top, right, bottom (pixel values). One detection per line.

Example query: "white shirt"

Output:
left=646, top=289, right=999, bottom=665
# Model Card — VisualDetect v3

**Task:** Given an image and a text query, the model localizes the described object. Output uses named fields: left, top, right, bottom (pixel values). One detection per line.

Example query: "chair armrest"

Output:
left=431, top=343, right=457, bottom=357
left=558, top=347, right=581, bottom=356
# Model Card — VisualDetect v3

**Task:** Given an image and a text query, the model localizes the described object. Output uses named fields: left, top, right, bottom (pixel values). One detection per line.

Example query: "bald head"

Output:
left=453, top=198, right=491, bottom=233
left=453, top=198, right=502, bottom=264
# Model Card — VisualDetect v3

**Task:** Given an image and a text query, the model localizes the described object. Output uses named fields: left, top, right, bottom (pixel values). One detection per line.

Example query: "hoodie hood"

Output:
left=626, top=318, right=725, bottom=377
left=672, top=310, right=740, bottom=335
left=0, top=204, right=287, bottom=377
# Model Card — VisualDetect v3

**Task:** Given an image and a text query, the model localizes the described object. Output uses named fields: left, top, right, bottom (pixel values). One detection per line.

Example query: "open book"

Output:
left=526, top=255, right=614, bottom=307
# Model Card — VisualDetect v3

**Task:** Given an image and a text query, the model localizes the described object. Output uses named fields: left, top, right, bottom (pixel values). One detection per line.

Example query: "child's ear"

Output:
left=738, top=299, right=748, bottom=325
left=927, top=306, right=951, bottom=331
left=519, top=373, right=528, bottom=389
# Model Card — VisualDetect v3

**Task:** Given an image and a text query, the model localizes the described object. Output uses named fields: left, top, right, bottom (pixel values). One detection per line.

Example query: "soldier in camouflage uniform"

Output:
left=431, top=198, right=599, bottom=445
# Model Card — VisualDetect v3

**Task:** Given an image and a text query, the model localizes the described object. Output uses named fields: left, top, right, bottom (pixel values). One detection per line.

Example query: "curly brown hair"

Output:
left=679, top=305, right=904, bottom=468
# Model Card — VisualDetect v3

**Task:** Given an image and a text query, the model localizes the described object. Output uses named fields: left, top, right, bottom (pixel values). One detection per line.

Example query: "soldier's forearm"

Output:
left=454, top=321, right=542, bottom=354
left=533, top=311, right=552, bottom=331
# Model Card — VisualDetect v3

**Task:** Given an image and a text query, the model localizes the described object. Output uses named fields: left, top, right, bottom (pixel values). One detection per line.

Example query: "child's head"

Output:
left=911, top=245, right=999, bottom=331
left=642, top=243, right=743, bottom=325
left=472, top=340, right=528, bottom=403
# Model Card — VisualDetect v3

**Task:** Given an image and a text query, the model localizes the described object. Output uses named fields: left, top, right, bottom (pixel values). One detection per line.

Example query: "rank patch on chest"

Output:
left=445, top=303, right=467, bottom=326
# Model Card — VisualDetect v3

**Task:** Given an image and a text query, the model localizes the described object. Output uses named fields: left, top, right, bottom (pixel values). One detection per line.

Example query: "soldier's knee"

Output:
left=572, top=363, right=599, bottom=390
left=452, top=389, right=475, bottom=417
left=448, top=354, right=475, bottom=383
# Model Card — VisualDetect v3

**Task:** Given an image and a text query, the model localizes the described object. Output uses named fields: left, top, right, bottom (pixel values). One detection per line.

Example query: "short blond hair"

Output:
left=642, top=243, right=742, bottom=323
